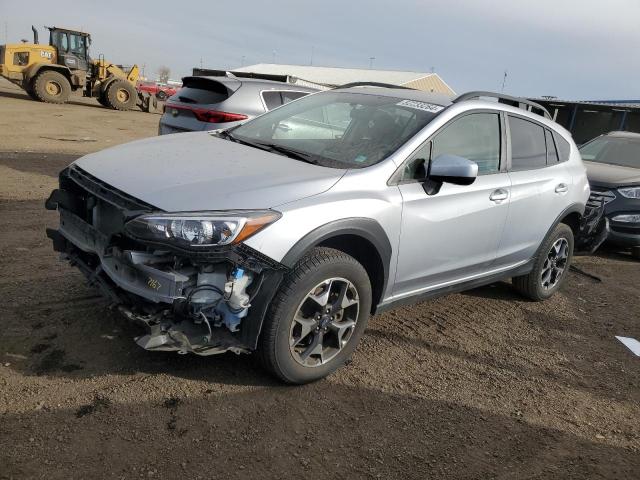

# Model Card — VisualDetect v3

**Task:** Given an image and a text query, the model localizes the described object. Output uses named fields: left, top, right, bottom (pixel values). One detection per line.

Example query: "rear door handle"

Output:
left=555, top=183, right=569, bottom=194
left=489, top=188, right=509, bottom=203
left=277, top=123, right=291, bottom=131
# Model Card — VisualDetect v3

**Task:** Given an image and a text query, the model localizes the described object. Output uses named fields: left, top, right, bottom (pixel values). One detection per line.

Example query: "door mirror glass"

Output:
left=429, top=154, right=478, bottom=185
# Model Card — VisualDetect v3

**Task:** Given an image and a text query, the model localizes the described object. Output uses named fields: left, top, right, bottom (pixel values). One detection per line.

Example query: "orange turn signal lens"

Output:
left=232, top=212, right=281, bottom=244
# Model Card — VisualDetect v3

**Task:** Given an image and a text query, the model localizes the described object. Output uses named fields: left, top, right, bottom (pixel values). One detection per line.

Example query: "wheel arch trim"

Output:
left=281, top=217, right=392, bottom=312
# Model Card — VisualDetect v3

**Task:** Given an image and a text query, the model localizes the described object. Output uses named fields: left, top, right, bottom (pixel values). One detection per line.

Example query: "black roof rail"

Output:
left=454, top=91, right=551, bottom=119
left=334, top=82, right=415, bottom=90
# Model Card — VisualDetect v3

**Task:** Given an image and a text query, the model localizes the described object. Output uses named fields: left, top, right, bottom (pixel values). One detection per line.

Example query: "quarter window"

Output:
left=509, top=116, right=547, bottom=170
left=281, top=91, right=308, bottom=103
left=263, top=91, right=311, bottom=111
left=545, top=129, right=559, bottom=164
left=553, top=132, right=571, bottom=162
left=262, top=91, right=282, bottom=110
left=431, top=113, right=501, bottom=175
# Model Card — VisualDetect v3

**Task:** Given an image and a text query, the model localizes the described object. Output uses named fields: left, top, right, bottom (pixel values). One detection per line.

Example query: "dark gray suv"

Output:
left=158, top=76, right=317, bottom=135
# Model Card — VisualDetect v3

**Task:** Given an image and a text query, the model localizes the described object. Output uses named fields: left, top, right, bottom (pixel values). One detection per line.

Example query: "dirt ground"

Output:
left=0, top=80, right=639, bottom=480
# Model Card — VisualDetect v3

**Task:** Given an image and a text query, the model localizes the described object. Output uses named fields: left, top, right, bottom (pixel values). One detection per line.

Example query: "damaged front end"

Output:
left=575, top=195, right=610, bottom=255
left=45, top=165, right=286, bottom=356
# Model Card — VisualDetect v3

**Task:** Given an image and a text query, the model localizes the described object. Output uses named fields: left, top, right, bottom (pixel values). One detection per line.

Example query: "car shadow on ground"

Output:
left=1, top=380, right=636, bottom=479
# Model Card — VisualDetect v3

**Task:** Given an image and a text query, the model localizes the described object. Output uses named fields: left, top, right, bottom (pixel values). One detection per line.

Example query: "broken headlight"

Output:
left=124, top=211, right=281, bottom=248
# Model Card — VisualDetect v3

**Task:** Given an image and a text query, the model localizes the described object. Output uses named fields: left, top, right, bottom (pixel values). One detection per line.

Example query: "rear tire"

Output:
left=632, top=246, right=640, bottom=261
left=33, top=70, right=71, bottom=104
left=258, top=247, right=372, bottom=384
left=512, top=223, right=574, bottom=301
left=104, top=80, right=137, bottom=110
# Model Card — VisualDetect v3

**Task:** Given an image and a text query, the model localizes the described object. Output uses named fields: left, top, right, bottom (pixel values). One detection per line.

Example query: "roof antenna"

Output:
left=501, top=70, right=508, bottom=93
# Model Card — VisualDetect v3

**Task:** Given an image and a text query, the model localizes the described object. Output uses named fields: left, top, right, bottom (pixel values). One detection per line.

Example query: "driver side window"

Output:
left=401, top=112, right=501, bottom=182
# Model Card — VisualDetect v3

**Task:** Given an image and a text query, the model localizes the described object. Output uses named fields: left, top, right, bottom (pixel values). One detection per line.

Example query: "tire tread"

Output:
left=258, top=247, right=368, bottom=383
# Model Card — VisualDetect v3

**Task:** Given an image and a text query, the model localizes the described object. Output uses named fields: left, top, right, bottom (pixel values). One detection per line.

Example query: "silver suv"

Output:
left=46, top=85, right=589, bottom=384
left=158, top=76, right=317, bottom=135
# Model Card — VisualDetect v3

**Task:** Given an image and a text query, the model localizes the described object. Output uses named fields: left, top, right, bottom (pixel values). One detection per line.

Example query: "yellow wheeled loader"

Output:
left=0, top=25, right=142, bottom=110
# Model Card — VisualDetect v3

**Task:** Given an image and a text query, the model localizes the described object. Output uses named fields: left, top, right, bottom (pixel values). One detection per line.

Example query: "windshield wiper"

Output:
left=215, top=132, right=318, bottom=164
left=256, top=143, right=318, bottom=164
left=216, top=131, right=271, bottom=150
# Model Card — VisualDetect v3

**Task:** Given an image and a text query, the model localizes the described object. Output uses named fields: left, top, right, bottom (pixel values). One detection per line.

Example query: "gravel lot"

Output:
left=1, top=80, right=639, bottom=479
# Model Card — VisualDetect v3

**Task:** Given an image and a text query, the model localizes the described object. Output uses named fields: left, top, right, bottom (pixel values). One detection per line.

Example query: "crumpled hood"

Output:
left=585, top=161, right=640, bottom=188
left=74, top=132, right=346, bottom=211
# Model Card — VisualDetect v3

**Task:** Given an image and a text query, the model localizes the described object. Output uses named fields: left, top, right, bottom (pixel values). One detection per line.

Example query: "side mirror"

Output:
left=423, top=154, right=478, bottom=195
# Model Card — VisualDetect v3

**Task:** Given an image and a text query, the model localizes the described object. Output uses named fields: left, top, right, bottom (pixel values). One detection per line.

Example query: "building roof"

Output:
left=532, top=98, right=640, bottom=110
left=233, top=64, right=456, bottom=95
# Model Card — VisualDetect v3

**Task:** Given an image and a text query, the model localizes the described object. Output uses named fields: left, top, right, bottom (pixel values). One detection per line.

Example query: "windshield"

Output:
left=579, top=135, right=640, bottom=169
left=230, top=91, right=444, bottom=168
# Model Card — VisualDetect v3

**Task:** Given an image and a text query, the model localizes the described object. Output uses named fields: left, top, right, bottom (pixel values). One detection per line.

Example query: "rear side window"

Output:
left=262, top=91, right=282, bottom=110
left=545, top=129, right=559, bottom=164
left=509, top=116, right=547, bottom=170
left=281, top=91, right=309, bottom=103
left=553, top=132, right=571, bottom=162
left=263, top=90, right=310, bottom=111
left=175, top=79, right=229, bottom=105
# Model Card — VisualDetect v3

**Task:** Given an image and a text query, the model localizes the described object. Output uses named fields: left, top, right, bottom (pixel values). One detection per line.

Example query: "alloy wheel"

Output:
left=540, top=238, right=569, bottom=290
left=289, top=278, right=360, bottom=367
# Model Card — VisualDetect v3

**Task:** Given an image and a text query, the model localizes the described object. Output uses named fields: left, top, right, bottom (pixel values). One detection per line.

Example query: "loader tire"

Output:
left=33, top=70, right=71, bottom=104
left=23, top=81, right=38, bottom=100
left=97, top=93, right=109, bottom=107
left=105, top=80, right=137, bottom=111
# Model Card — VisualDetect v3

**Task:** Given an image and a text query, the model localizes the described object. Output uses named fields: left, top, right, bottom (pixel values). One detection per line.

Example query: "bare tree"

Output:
left=157, top=66, right=171, bottom=84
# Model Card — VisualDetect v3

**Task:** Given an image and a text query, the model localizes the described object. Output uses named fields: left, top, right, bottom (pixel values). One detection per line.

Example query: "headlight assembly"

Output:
left=611, top=213, right=640, bottom=224
left=618, top=187, right=640, bottom=199
left=124, top=211, right=281, bottom=248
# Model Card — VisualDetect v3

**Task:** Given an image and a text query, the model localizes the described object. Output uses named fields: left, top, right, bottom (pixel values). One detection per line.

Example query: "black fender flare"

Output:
left=549, top=202, right=585, bottom=236
left=521, top=202, right=585, bottom=275
left=241, top=218, right=393, bottom=350
left=281, top=217, right=392, bottom=271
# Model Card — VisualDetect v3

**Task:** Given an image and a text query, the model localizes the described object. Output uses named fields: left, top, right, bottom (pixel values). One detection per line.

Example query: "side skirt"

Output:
left=375, top=260, right=533, bottom=314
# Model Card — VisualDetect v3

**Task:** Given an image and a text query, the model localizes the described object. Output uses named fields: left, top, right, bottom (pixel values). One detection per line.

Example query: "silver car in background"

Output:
left=158, top=76, right=317, bottom=135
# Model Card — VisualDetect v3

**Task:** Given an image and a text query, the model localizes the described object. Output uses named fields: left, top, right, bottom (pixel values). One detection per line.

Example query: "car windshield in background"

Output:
left=229, top=91, right=443, bottom=168
left=579, top=136, right=640, bottom=169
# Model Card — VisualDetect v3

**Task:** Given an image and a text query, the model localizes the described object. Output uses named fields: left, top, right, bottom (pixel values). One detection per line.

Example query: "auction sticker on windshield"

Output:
left=396, top=99, right=444, bottom=113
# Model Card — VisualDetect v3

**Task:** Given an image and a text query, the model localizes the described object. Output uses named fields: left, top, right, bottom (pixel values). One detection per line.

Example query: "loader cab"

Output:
left=48, top=27, right=90, bottom=71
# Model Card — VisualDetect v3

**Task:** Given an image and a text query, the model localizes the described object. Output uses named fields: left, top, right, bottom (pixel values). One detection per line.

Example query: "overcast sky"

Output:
left=2, top=0, right=638, bottom=99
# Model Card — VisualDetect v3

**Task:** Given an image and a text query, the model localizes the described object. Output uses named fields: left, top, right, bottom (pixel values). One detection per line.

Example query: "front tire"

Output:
left=258, top=247, right=372, bottom=384
left=512, top=223, right=574, bottom=301
left=105, top=80, right=138, bottom=110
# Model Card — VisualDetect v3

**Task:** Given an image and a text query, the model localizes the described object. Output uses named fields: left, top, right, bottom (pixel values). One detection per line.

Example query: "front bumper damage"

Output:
left=575, top=197, right=610, bottom=255
left=45, top=166, right=286, bottom=356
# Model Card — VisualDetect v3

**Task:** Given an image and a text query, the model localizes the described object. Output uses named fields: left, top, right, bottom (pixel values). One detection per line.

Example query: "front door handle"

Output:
left=489, top=188, right=509, bottom=203
left=555, top=183, right=569, bottom=194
